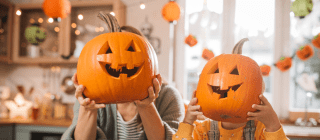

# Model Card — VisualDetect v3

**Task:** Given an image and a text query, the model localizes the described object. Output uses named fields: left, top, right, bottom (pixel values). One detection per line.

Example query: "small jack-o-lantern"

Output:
left=162, top=1, right=181, bottom=22
left=312, top=34, right=320, bottom=49
left=42, top=0, right=71, bottom=21
left=77, top=12, right=159, bottom=104
left=185, top=34, right=198, bottom=47
left=275, top=57, right=292, bottom=72
left=296, top=45, right=314, bottom=61
left=196, top=38, right=262, bottom=123
left=24, top=23, right=47, bottom=45
left=260, top=65, right=271, bottom=76
left=202, top=48, right=215, bottom=61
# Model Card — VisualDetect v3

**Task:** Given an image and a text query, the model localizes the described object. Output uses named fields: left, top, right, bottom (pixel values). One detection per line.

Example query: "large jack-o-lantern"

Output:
left=196, top=38, right=262, bottom=123
left=77, top=12, right=159, bottom=104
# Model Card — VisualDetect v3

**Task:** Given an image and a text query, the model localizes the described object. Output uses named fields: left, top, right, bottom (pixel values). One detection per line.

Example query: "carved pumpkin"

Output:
left=185, top=34, right=198, bottom=47
left=296, top=45, right=314, bottom=61
left=196, top=38, right=262, bottom=123
left=202, top=48, right=215, bottom=61
left=275, top=57, right=292, bottom=72
left=260, top=65, right=271, bottom=76
left=312, top=34, right=320, bottom=49
left=42, top=0, right=71, bottom=20
left=77, top=12, right=159, bottom=104
left=161, top=1, right=181, bottom=22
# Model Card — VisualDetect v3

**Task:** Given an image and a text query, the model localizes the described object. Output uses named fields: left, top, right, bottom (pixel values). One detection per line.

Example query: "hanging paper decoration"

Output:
left=184, top=34, right=198, bottom=47
left=42, top=0, right=71, bottom=21
left=312, top=34, right=320, bottom=49
left=201, top=48, right=214, bottom=61
left=161, top=1, right=181, bottom=23
left=24, top=23, right=47, bottom=45
left=260, top=65, right=271, bottom=76
left=296, top=44, right=314, bottom=61
left=274, top=57, right=293, bottom=72
left=291, top=0, right=313, bottom=19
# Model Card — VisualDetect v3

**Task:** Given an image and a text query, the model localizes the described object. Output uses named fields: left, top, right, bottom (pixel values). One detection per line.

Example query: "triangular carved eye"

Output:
left=127, top=46, right=135, bottom=52
left=214, top=69, right=219, bottom=73
left=106, top=47, right=112, bottom=54
left=230, top=67, right=239, bottom=75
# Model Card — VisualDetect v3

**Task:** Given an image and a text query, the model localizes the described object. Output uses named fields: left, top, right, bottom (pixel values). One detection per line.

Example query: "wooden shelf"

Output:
left=10, top=0, right=126, bottom=64
left=0, top=118, right=72, bottom=127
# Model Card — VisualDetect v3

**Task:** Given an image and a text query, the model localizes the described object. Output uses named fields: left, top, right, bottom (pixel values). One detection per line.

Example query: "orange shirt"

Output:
left=172, top=119, right=289, bottom=140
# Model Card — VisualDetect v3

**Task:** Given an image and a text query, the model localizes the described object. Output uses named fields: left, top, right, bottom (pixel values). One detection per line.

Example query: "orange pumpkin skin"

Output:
left=275, top=57, right=292, bottom=72
left=185, top=34, right=198, bottom=47
left=42, top=0, right=71, bottom=19
left=202, top=48, right=215, bottom=61
left=196, top=39, right=262, bottom=123
left=260, top=65, right=271, bottom=76
left=312, top=34, right=320, bottom=49
left=296, top=45, right=314, bottom=61
left=162, top=1, right=181, bottom=22
left=77, top=32, right=159, bottom=104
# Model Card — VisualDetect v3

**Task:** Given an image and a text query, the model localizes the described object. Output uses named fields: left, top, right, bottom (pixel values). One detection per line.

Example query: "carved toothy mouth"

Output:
left=105, top=64, right=140, bottom=78
left=208, top=83, right=242, bottom=99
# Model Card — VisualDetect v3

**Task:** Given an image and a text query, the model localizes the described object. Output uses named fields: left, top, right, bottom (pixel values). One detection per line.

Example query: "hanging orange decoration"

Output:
left=275, top=57, right=292, bottom=72
left=260, top=65, right=271, bottom=76
left=312, top=34, right=320, bottom=49
left=161, top=1, right=181, bottom=22
left=296, top=45, right=314, bottom=61
left=196, top=38, right=262, bottom=123
left=202, top=48, right=214, bottom=61
left=42, top=0, right=71, bottom=21
left=77, top=13, right=159, bottom=104
left=185, top=34, right=198, bottom=47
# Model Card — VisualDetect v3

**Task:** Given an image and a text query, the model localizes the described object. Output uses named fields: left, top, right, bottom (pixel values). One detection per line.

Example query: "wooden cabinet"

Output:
left=11, top=0, right=126, bottom=64
left=0, top=0, right=14, bottom=63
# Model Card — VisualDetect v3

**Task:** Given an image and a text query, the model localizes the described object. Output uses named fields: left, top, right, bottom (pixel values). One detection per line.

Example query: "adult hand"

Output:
left=135, top=74, right=162, bottom=109
left=72, top=73, right=106, bottom=110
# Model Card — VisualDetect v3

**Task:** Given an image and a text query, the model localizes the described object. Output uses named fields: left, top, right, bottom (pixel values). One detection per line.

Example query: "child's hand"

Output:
left=72, top=73, right=106, bottom=110
left=247, top=94, right=281, bottom=132
left=135, top=74, right=162, bottom=109
left=183, top=91, right=203, bottom=125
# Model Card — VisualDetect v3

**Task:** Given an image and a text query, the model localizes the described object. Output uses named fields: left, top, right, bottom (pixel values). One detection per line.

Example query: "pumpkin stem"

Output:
left=98, top=12, right=121, bottom=32
left=232, top=38, right=249, bottom=54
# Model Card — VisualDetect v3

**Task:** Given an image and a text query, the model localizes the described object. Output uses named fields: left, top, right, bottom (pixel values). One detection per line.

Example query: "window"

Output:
left=185, top=0, right=223, bottom=100
left=289, top=0, right=320, bottom=110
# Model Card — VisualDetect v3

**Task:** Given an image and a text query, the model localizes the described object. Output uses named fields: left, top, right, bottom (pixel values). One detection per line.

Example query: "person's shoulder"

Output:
left=158, top=83, right=181, bottom=99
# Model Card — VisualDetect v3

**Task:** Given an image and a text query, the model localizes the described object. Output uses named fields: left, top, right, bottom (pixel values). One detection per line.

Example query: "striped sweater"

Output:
left=62, top=84, right=185, bottom=140
left=116, top=111, right=143, bottom=140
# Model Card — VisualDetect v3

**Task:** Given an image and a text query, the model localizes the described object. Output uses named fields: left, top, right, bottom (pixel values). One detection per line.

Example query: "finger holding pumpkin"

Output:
left=75, top=85, right=106, bottom=109
left=134, top=77, right=161, bottom=109
left=72, top=73, right=79, bottom=88
left=247, top=94, right=281, bottom=132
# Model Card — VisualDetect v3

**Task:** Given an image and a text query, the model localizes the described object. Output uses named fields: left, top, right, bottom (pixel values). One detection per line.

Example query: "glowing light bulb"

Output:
left=16, top=10, right=21, bottom=16
left=140, top=3, right=146, bottom=9
left=78, top=14, right=83, bottom=20
left=99, top=27, right=104, bottom=32
left=110, top=12, right=115, bottom=16
left=307, top=92, right=312, bottom=97
left=54, top=27, right=60, bottom=32
left=75, top=30, right=80, bottom=35
left=71, top=23, right=77, bottom=28
left=38, top=18, right=43, bottom=23
left=95, top=27, right=100, bottom=32
left=48, top=18, right=54, bottom=23
left=29, top=18, right=35, bottom=23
